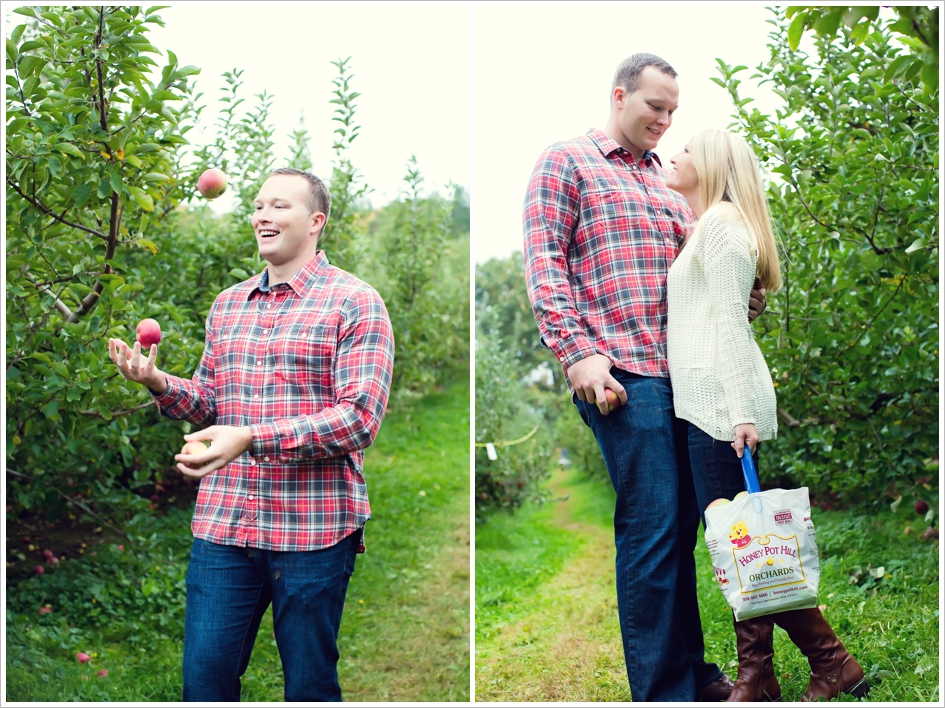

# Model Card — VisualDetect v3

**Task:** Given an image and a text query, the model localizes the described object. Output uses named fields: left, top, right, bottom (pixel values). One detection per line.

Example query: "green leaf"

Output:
left=788, top=14, right=806, bottom=51
left=128, top=186, right=154, bottom=212
left=142, top=172, right=169, bottom=183
left=72, top=183, right=94, bottom=207
left=6, top=38, right=17, bottom=64
left=41, top=399, right=60, bottom=421
left=97, top=179, right=113, bottom=200
left=12, top=7, right=36, bottom=17
left=905, top=238, right=926, bottom=254
left=850, top=22, right=870, bottom=45
left=920, top=62, right=938, bottom=93
left=109, top=169, right=123, bottom=194
left=18, top=40, right=45, bottom=52
left=53, top=142, right=85, bottom=158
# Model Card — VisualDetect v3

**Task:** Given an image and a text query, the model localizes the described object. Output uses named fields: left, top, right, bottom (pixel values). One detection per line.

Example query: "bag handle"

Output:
left=741, top=445, right=762, bottom=493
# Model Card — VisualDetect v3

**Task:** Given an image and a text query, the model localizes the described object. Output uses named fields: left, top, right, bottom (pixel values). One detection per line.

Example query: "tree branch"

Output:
left=78, top=400, right=155, bottom=418
left=7, top=179, right=107, bottom=241
left=23, top=270, right=78, bottom=323
left=842, top=275, right=906, bottom=353
left=6, top=467, right=132, bottom=543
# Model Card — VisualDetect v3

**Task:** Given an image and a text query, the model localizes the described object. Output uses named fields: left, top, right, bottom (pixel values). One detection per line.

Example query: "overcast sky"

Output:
left=473, top=2, right=794, bottom=263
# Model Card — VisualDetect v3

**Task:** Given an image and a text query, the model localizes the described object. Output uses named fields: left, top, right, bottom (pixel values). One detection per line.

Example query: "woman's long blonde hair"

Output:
left=691, top=129, right=782, bottom=292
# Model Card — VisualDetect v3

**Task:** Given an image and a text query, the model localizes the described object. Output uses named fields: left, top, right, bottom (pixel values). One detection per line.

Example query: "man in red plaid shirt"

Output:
left=108, top=168, right=394, bottom=701
left=524, top=54, right=764, bottom=701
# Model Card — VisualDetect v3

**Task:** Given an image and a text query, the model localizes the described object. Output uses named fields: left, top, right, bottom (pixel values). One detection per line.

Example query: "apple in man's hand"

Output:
left=180, top=440, right=209, bottom=456
left=604, top=388, right=620, bottom=412
left=197, top=168, right=228, bottom=199
left=136, top=318, right=162, bottom=349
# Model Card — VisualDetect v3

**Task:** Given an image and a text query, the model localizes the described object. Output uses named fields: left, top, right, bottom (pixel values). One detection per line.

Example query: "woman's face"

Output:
left=667, top=141, right=699, bottom=195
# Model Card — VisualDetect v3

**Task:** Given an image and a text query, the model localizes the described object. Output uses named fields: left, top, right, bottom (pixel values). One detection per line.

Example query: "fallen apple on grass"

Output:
left=136, top=318, right=162, bottom=349
left=197, top=168, right=228, bottom=199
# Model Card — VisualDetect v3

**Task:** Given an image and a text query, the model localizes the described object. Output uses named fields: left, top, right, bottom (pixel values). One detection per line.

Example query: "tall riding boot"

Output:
left=773, top=608, right=870, bottom=701
left=727, top=614, right=782, bottom=702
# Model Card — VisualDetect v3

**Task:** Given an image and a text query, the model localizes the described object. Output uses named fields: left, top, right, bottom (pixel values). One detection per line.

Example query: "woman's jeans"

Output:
left=685, top=422, right=761, bottom=528
left=182, top=532, right=359, bottom=702
left=576, top=369, right=722, bottom=701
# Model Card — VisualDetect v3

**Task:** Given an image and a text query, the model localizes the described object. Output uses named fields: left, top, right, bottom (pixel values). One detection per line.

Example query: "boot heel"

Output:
left=845, top=677, right=870, bottom=699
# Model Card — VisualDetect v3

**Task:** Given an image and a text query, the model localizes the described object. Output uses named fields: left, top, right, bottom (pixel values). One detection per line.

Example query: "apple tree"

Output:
left=713, top=8, right=938, bottom=507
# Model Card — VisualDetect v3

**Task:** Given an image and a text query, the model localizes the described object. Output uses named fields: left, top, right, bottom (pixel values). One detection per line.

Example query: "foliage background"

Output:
left=474, top=4, right=938, bottom=520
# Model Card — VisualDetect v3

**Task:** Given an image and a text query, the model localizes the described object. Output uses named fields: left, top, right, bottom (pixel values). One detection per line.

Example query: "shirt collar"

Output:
left=587, top=127, right=663, bottom=168
left=251, top=251, right=330, bottom=299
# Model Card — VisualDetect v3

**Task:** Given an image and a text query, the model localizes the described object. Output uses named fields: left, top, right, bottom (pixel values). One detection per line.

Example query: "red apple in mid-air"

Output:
left=604, top=388, right=620, bottom=412
left=136, top=318, right=162, bottom=349
left=914, top=499, right=930, bottom=515
left=180, top=440, right=209, bottom=457
left=197, top=168, right=228, bottom=199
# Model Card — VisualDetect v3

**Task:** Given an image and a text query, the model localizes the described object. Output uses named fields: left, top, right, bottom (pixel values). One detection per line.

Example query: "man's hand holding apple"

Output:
left=175, top=425, right=254, bottom=478
left=567, top=353, right=627, bottom=416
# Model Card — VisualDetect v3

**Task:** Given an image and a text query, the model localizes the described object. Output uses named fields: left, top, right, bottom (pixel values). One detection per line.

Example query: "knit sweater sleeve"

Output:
left=700, top=207, right=759, bottom=428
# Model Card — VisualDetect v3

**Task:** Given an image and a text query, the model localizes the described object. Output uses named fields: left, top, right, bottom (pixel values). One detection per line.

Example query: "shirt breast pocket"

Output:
left=276, top=323, right=336, bottom=393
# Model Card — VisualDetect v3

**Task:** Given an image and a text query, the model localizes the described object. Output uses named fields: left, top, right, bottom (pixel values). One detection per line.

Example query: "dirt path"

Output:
left=476, top=468, right=632, bottom=702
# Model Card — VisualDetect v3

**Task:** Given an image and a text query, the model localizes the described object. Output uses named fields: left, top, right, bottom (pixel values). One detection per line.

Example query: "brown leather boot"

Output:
left=727, top=614, right=782, bottom=701
left=773, top=608, right=870, bottom=701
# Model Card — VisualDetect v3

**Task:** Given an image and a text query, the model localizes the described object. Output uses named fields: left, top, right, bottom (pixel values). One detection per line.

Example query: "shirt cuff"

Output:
left=249, top=421, right=282, bottom=458
left=152, top=376, right=183, bottom=409
left=544, top=330, right=597, bottom=370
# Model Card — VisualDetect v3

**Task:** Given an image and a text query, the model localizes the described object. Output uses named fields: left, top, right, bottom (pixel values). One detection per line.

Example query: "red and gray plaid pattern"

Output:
left=154, top=251, right=394, bottom=552
left=523, top=128, right=694, bottom=383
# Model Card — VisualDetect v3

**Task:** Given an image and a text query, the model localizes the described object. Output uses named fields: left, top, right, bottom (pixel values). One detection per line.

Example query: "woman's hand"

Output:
left=732, top=423, right=758, bottom=458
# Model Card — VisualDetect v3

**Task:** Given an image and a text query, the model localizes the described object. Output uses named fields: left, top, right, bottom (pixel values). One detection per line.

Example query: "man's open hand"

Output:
left=175, top=425, right=254, bottom=478
left=108, top=338, right=167, bottom=393
left=567, top=353, right=626, bottom=415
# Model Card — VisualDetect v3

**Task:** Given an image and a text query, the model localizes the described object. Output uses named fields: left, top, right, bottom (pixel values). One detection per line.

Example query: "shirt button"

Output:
left=254, top=394, right=260, bottom=399
left=249, top=459, right=256, bottom=466
left=263, top=456, right=270, bottom=462
left=263, top=330, right=268, bottom=335
left=301, top=331, right=307, bottom=338
left=248, top=495, right=254, bottom=500
left=256, top=360, right=262, bottom=366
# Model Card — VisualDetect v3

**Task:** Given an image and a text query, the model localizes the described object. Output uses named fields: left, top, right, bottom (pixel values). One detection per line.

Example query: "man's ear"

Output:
left=613, top=86, right=626, bottom=109
left=310, top=211, right=327, bottom=237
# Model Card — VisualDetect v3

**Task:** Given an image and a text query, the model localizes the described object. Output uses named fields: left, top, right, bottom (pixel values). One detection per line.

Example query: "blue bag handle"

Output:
left=740, top=445, right=762, bottom=493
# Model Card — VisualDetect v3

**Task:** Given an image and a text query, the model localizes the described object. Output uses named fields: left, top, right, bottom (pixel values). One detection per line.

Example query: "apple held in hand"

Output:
left=604, top=388, right=620, bottom=412
left=180, top=440, right=209, bottom=456
left=136, top=318, right=162, bottom=349
left=197, top=168, right=228, bottom=199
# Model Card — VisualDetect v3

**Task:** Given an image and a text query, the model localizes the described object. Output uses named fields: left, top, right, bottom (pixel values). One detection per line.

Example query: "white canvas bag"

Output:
left=703, top=451, right=820, bottom=620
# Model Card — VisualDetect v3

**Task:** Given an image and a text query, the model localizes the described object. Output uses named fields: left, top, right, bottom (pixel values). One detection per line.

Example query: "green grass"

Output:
left=475, top=465, right=941, bottom=702
left=5, top=376, right=470, bottom=702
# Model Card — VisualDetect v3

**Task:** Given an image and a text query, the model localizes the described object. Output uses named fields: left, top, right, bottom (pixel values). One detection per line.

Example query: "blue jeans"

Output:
left=576, top=370, right=722, bottom=701
left=182, top=532, right=359, bottom=702
left=686, top=421, right=761, bottom=525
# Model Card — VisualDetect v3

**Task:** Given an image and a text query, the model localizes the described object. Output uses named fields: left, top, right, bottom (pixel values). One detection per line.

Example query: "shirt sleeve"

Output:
left=700, top=210, right=760, bottom=428
left=249, top=286, right=395, bottom=461
left=523, top=146, right=599, bottom=370
left=151, top=301, right=219, bottom=426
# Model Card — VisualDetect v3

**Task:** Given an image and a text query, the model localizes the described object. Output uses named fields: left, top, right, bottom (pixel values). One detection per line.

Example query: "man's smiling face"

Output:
left=614, top=65, right=679, bottom=158
left=251, top=174, right=325, bottom=269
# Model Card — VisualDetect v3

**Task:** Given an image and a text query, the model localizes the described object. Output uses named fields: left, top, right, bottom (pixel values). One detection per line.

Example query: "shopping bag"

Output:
left=703, top=447, right=820, bottom=620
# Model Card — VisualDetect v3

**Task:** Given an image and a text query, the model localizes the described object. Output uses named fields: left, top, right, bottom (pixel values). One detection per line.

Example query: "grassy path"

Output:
left=476, top=466, right=631, bottom=702
left=476, top=465, right=941, bottom=702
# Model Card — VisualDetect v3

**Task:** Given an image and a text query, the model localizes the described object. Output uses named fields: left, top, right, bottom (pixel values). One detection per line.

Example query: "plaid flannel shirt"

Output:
left=523, top=128, right=694, bottom=385
left=153, top=251, right=394, bottom=552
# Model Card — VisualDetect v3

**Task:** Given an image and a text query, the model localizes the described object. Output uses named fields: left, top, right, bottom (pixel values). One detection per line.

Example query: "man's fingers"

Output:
left=593, top=383, right=610, bottom=415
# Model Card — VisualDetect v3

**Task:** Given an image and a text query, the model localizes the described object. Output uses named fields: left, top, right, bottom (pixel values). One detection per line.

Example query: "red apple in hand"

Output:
left=197, top=168, right=228, bottom=199
left=136, top=318, right=162, bottom=349
left=604, top=388, right=621, bottom=412
left=180, top=440, right=209, bottom=457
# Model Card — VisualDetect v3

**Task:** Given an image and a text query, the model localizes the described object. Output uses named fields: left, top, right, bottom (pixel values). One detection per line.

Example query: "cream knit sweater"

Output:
left=666, top=203, right=778, bottom=442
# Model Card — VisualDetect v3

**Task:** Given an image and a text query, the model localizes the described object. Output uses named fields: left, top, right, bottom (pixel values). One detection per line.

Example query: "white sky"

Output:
left=473, top=2, right=792, bottom=263
left=4, top=2, right=473, bottom=212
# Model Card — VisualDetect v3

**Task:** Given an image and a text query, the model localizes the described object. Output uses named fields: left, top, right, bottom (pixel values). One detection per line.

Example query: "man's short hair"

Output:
left=612, top=53, right=678, bottom=94
left=267, top=167, right=332, bottom=221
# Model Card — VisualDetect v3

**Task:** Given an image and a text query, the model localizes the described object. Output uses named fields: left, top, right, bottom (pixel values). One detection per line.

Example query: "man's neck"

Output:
left=602, top=119, right=647, bottom=163
left=265, top=250, right=317, bottom=285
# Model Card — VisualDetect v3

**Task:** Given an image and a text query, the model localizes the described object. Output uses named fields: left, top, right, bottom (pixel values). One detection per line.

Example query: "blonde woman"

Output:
left=664, top=129, right=869, bottom=702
